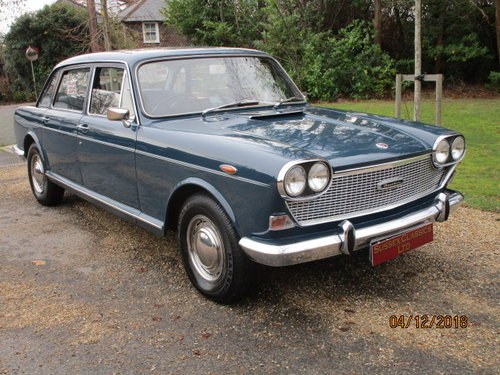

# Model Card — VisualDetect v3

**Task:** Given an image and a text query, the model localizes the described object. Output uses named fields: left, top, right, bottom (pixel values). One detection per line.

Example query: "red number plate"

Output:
left=370, top=223, right=433, bottom=266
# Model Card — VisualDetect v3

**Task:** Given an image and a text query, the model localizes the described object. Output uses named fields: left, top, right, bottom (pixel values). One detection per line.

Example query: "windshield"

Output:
left=137, top=56, right=304, bottom=117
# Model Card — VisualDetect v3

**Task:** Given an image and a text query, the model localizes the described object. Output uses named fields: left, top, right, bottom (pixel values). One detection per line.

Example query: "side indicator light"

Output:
left=220, top=164, right=238, bottom=175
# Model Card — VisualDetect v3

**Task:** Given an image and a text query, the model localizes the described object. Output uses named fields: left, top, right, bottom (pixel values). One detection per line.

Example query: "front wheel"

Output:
left=178, top=194, right=254, bottom=303
left=27, top=144, right=64, bottom=206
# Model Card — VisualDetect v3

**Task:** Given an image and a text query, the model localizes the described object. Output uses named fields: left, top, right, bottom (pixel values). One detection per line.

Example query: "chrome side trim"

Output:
left=12, top=145, right=25, bottom=159
left=239, top=191, right=464, bottom=267
left=78, top=134, right=135, bottom=153
left=135, top=149, right=270, bottom=188
left=46, top=171, right=164, bottom=236
left=43, top=126, right=78, bottom=137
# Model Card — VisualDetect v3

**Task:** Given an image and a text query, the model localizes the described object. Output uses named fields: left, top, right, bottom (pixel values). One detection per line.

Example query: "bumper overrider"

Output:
left=239, top=191, right=463, bottom=267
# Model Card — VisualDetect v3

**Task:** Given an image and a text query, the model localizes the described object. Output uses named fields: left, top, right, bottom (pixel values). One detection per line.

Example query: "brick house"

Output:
left=118, top=0, right=187, bottom=47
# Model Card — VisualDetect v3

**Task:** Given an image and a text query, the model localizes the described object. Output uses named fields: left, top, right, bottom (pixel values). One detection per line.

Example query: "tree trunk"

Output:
left=374, top=0, right=382, bottom=46
left=87, top=0, right=100, bottom=52
left=101, top=0, right=111, bottom=51
left=496, top=0, right=500, bottom=65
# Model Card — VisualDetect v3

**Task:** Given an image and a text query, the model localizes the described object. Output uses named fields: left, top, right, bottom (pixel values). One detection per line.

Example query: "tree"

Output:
left=496, top=0, right=500, bottom=64
left=87, top=0, right=101, bottom=52
left=374, top=0, right=382, bottom=46
left=3, top=2, right=89, bottom=98
left=0, top=0, right=26, bottom=36
left=162, top=0, right=498, bottom=94
left=163, top=0, right=264, bottom=47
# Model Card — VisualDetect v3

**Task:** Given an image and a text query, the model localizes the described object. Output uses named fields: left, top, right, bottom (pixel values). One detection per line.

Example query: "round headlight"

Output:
left=451, top=136, right=465, bottom=161
left=284, top=165, right=306, bottom=197
left=308, top=162, right=330, bottom=192
left=435, top=139, right=450, bottom=164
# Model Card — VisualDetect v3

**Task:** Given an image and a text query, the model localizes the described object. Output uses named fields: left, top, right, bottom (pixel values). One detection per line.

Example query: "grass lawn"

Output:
left=317, top=98, right=499, bottom=212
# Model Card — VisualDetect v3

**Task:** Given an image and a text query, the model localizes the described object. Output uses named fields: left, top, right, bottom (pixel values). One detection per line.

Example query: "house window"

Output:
left=143, top=22, right=160, bottom=43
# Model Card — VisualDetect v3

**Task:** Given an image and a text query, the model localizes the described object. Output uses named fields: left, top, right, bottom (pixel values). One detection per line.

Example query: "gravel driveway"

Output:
left=0, top=164, right=498, bottom=374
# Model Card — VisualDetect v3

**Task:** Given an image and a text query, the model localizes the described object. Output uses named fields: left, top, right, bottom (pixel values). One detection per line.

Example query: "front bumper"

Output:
left=239, top=191, right=463, bottom=267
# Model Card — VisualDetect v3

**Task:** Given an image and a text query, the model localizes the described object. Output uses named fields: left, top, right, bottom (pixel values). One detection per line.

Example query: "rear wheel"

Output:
left=178, top=194, right=253, bottom=303
left=27, top=144, right=64, bottom=206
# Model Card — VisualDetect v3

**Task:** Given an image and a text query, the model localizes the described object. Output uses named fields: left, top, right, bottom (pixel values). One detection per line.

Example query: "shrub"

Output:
left=298, top=21, right=396, bottom=101
left=486, top=72, right=500, bottom=92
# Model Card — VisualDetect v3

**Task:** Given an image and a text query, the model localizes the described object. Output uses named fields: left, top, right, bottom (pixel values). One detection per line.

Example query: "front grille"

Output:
left=286, top=155, right=446, bottom=226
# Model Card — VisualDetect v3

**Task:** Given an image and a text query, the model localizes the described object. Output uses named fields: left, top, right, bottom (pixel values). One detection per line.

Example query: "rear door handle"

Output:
left=76, top=123, right=89, bottom=133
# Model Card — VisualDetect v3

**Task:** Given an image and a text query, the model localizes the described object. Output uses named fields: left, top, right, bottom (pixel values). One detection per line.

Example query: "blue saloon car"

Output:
left=13, top=48, right=465, bottom=302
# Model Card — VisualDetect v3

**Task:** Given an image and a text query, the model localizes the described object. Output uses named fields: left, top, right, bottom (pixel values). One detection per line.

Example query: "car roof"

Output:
left=55, top=47, right=271, bottom=69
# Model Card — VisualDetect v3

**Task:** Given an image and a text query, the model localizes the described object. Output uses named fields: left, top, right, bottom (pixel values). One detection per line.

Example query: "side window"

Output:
left=54, top=68, right=90, bottom=111
left=38, top=71, right=59, bottom=108
left=90, top=67, right=124, bottom=115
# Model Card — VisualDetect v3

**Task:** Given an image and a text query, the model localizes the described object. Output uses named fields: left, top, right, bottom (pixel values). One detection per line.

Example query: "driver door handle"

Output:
left=76, top=123, right=89, bottom=133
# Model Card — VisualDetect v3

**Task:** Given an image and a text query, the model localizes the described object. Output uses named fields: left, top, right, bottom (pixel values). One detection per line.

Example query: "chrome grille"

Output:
left=286, top=155, right=445, bottom=226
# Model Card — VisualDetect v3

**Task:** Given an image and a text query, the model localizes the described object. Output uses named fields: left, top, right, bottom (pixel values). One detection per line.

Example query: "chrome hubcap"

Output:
left=31, top=154, right=46, bottom=195
left=187, top=215, right=224, bottom=283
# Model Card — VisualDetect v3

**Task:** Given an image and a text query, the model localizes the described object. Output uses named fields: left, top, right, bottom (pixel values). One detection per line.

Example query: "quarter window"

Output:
left=38, top=71, right=59, bottom=108
left=54, top=68, right=90, bottom=111
left=143, top=22, right=159, bottom=43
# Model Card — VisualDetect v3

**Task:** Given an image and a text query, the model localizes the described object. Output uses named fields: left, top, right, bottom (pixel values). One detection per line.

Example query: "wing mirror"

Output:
left=107, top=107, right=130, bottom=121
left=107, top=107, right=133, bottom=128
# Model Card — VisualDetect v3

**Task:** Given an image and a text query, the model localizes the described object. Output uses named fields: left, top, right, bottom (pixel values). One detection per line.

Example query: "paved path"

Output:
left=0, top=146, right=23, bottom=167
left=0, top=102, right=34, bottom=146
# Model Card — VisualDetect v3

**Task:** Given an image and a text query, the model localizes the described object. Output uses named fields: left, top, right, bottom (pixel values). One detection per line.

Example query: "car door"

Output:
left=42, top=66, right=90, bottom=184
left=78, top=64, right=139, bottom=209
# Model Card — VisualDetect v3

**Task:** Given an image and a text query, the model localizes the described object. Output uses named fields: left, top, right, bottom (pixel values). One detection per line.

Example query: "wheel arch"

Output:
left=165, top=178, right=238, bottom=235
left=24, top=131, right=48, bottom=167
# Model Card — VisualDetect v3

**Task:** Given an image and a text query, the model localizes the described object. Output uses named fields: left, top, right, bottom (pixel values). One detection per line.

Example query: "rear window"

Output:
left=54, top=68, right=90, bottom=111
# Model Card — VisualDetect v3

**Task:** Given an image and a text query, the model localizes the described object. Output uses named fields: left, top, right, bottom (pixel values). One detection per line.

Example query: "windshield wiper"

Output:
left=273, top=96, right=306, bottom=110
left=202, top=99, right=268, bottom=118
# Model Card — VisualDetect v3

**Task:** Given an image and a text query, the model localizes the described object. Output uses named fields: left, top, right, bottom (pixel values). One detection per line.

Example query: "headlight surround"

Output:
left=451, top=136, right=465, bottom=161
left=434, top=138, right=450, bottom=164
left=433, top=135, right=466, bottom=166
left=278, top=159, right=332, bottom=199
left=308, top=162, right=330, bottom=192
left=284, top=165, right=307, bottom=197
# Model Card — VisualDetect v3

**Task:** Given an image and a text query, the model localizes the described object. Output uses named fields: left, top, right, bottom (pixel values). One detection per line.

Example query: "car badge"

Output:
left=376, top=142, right=389, bottom=149
left=377, top=177, right=404, bottom=191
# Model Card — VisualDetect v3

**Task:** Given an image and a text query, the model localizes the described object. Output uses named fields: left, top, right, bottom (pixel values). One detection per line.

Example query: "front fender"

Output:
left=166, top=177, right=238, bottom=231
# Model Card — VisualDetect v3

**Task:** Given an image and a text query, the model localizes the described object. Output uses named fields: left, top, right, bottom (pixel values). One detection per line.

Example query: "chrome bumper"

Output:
left=239, top=192, right=463, bottom=267
left=12, top=145, right=25, bottom=159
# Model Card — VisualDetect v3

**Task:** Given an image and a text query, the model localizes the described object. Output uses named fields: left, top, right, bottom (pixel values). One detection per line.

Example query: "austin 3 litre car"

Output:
left=13, top=48, right=466, bottom=302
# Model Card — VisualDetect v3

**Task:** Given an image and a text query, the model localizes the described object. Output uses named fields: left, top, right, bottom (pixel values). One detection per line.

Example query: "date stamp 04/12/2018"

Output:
left=389, top=315, right=469, bottom=329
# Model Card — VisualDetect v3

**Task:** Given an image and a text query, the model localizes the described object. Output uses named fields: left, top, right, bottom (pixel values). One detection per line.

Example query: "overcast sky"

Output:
left=1, top=0, right=58, bottom=34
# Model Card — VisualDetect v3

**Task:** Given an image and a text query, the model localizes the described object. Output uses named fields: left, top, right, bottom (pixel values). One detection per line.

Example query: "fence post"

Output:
left=395, top=74, right=402, bottom=119
left=435, top=74, right=443, bottom=126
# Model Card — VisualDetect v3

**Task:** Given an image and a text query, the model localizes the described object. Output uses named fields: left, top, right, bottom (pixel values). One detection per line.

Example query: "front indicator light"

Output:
left=269, top=214, right=295, bottom=231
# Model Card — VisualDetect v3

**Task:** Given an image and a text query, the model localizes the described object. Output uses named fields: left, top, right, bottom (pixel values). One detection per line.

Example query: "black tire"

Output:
left=178, top=193, right=254, bottom=303
left=27, top=144, right=64, bottom=206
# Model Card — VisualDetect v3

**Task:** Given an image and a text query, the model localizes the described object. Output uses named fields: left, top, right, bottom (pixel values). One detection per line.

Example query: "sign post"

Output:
left=25, top=46, right=39, bottom=99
